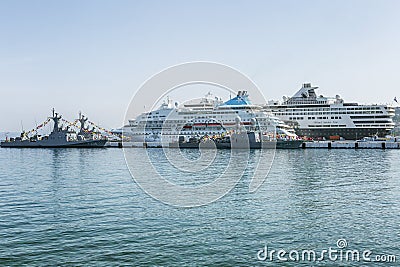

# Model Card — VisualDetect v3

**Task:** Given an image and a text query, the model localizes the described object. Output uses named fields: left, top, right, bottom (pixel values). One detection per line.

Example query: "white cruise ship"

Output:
left=264, top=83, right=395, bottom=140
left=124, top=91, right=296, bottom=143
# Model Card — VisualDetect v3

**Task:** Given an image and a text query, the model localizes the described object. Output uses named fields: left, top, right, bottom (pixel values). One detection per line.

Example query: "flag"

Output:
left=395, top=97, right=398, bottom=103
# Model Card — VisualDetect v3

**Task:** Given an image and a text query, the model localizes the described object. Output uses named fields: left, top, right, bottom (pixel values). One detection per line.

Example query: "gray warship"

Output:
left=1, top=109, right=107, bottom=148
left=173, top=132, right=304, bottom=149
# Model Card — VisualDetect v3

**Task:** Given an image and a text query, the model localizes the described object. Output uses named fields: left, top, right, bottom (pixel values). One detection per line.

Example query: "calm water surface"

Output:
left=0, top=147, right=399, bottom=266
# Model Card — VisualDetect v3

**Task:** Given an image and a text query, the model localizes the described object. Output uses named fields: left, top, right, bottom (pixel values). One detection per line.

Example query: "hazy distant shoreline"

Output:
left=0, top=132, right=19, bottom=141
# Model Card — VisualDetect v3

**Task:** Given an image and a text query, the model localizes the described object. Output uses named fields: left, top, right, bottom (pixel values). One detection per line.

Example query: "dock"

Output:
left=107, top=140, right=400, bottom=149
left=301, top=140, right=400, bottom=149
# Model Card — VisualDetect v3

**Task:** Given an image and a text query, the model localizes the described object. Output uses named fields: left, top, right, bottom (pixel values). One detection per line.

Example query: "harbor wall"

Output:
left=106, top=141, right=400, bottom=149
left=302, top=141, right=400, bottom=149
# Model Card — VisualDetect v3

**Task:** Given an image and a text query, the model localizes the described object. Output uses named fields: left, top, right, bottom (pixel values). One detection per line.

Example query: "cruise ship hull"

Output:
left=295, top=128, right=392, bottom=140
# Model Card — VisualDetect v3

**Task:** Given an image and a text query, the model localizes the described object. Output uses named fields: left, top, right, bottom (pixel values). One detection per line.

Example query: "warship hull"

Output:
left=173, top=132, right=303, bottom=149
left=175, top=140, right=302, bottom=149
left=1, top=139, right=107, bottom=148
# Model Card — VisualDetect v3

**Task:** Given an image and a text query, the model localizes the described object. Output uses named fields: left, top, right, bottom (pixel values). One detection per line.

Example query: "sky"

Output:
left=1, top=0, right=400, bottom=132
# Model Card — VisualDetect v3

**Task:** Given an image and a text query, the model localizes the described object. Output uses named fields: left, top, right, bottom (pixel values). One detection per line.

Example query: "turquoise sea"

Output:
left=0, top=147, right=399, bottom=266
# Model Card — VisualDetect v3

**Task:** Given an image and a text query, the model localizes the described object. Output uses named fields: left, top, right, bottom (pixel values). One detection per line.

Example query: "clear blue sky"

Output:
left=1, top=0, right=400, bottom=131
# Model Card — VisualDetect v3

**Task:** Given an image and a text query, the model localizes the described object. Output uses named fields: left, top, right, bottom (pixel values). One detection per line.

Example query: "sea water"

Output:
left=0, top=147, right=399, bottom=266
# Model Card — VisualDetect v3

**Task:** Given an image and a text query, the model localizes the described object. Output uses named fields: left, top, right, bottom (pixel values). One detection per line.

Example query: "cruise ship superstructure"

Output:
left=124, top=91, right=296, bottom=143
left=265, top=83, right=395, bottom=140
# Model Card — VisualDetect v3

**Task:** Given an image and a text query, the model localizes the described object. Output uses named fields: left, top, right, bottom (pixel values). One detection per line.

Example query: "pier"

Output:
left=106, top=140, right=400, bottom=149
left=302, top=140, right=400, bottom=149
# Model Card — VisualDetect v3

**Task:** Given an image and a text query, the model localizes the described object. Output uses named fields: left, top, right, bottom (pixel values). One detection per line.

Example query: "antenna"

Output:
left=20, top=120, right=24, bottom=133
left=35, top=118, right=38, bottom=135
